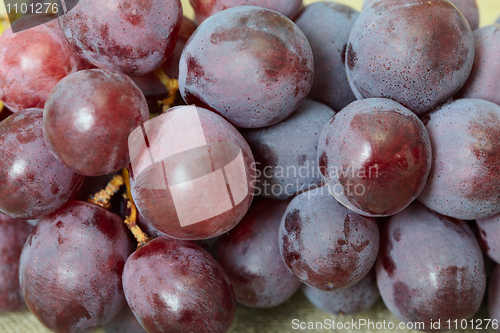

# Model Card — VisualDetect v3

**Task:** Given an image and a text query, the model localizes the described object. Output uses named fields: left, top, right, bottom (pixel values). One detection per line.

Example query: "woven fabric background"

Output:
left=1, top=0, right=500, bottom=332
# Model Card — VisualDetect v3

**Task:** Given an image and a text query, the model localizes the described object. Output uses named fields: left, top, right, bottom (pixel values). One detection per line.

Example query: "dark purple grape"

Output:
left=279, top=186, right=379, bottom=291
left=0, top=109, right=84, bottom=219
left=458, top=25, right=500, bottom=105
left=43, top=69, right=149, bottom=176
left=317, top=98, right=432, bottom=217
left=58, top=0, right=183, bottom=76
left=363, top=0, right=479, bottom=30
left=104, top=304, right=146, bottom=333
left=488, top=265, right=500, bottom=329
left=241, top=100, right=335, bottom=200
left=123, top=236, right=236, bottom=333
left=418, top=98, right=500, bottom=220
left=19, top=200, right=134, bottom=333
left=0, top=214, right=34, bottom=313
left=302, top=269, right=379, bottom=316
left=477, top=214, right=500, bottom=264
left=294, top=2, right=359, bottom=111
left=217, top=199, right=301, bottom=308
left=376, top=201, right=486, bottom=330
left=189, top=0, right=303, bottom=23
left=0, top=15, right=91, bottom=112
left=179, top=6, right=314, bottom=128
left=347, top=0, right=474, bottom=116
left=129, top=105, right=255, bottom=240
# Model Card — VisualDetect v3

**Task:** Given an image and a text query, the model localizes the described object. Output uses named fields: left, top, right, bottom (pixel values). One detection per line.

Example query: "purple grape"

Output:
left=0, top=214, right=34, bottom=313
left=0, top=109, right=84, bottom=219
left=104, top=304, right=146, bottom=333
left=477, top=214, right=500, bottom=264
left=58, top=0, right=183, bottom=76
left=458, top=25, right=500, bottom=105
left=418, top=98, right=500, bottom=220
left=279, top=186, right=379, bottom=291
left=0, top=15, right=91, bottom=112
left=241, top=100, right=335, bottom=200
left=347, top=0, right=474, bottom=116
left=123, top=236, right=236, bottom=333
left=129, top=105, right=255, bottom=240
left=302, top=269, right=379, bottom=316
left=217, top=199, right=301, bottom=308
left=19, top=200, right=134, bottom=333
left=317, top=98, right=432, bottom=217
left=43, top=69, right=149, bottom=176
left=294, top=2, right=359, bottom=111
left=189, top=0, right=303, bottom=24
left=179, top=6, right=314, bottom=128
left=377, top=201, right=486, bottom=330
left=488, top=265, right=500, bottom=330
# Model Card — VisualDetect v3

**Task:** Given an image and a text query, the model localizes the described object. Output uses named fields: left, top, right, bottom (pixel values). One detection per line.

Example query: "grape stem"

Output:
left=87, top=174, right=124, bottom=209
left=153, top=68, right=179, bottom=112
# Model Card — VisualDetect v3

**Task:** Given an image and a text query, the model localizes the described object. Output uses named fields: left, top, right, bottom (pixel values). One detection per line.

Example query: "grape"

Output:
left=178, top=6, right=314, bottom=128
left=189, top=0, right=303, bottom=24
left=458, top=25, right=500, bottom=105
left=122, top=236, right=236, bottom=333
left=488, top=265, right=500, bottom=329
left=217, top=199, right=301, bottom=308
left=0, top=15, right=91, bottom=112
left=104, top=305, right=146, bottom=333
left=279, top=186, right=379, bottom=291
left=376, top=201, right=486, bottom=330
left=317, top=98, right=432, bottom=217
left=129, top=105, right=255, bottom=240
left=19, top=200, right=134, bottom=333
left=241, top=100, right=334, bottom=200
left=0, top=109, right=84, bottom=219
left=162, top=16, right=197, bottom=79
left=363, top=0, right=479, bottom=31
left=347, top=0, right=474, bottom=116
left=302, top=269, right=379, bottom=316
left=58, top=0, right=183, bottom=76
left=0, top=214, right=34, bottom=313
left=294, top=2, right=359, bottom=111
left=418, top=98, right=500, bottom=220
left=476, top=214, right=500, bottom=264
left=43, top=69, right=149, bottom=176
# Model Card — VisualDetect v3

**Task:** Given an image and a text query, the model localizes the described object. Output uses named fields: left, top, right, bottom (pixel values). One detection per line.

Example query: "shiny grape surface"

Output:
left=129, top=105, right=255, bottom=240
left=179, top=6, right=314, bottom=128
left=295, top=1, right=359, bottom=111
left=123, top=236, right=236, bottom=333
left=317, top=98, right=432, bottom=217
left=377, top=202, right=486, bottom=330
left=217, top=199, right=301, bottom=308
left=347, top=0, right=474, bottom=115
left=418, top=98, right=500, bottom=220
left=279, top=187, right=379, bottom=291
left=0, top=15, right=91, bottom=112
left=58, top=0, right=183, bottom=76
left=241, top=100, right=335, bottom=200
left=43, top=69, right=149, bottom=176
left=0, top=109, right=84, bottom=219
left=19, top=201, right=134, bottom=333
left=0, top=214, right=34, bottom=313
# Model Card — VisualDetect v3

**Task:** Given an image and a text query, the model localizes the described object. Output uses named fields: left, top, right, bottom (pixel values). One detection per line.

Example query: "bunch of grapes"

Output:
left=1, top=0, right=500, bottom=332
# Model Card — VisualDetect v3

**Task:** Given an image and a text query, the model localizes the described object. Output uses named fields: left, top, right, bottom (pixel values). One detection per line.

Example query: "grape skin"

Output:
left=58, top=0, right=183, bottom=76
left=0, top=214, right=33, bottom=313
left=103, top=304, right=146, bottom=333
left=241, top=100, right=335, bottom=200
left=418, top=98, right=500, bottom=220
left=123, top=237, right=236, bottom=333
left=476, top=214, right=500, bottom=264
left=0, top=109, right=84, bottom=219
left=279, top=187, right=379, bottom=291
left=179, top=6, right=314, bottom=128
left=376, top=201, right=486, bottom=331
left=347, top=0, right=474, bottom=116
left=217, top=199, right=301, bottom=308
left=295, top=1, right=359, bottom=111
left=43, top=69, right=149, bottom=176
left=0, top=15, right=91, bottom=112
left=19, top=201, right=134, bottom=333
